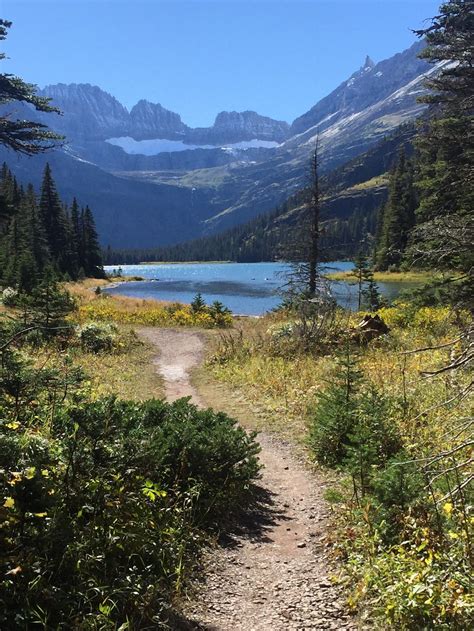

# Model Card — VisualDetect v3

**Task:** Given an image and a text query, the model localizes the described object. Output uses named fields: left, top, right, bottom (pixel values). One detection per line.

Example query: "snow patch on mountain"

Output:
left=106, top=136, right=279, bottom=156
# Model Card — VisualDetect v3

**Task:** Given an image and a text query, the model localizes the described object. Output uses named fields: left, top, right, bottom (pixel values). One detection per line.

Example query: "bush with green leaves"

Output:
left=370, top=453, right=425, bottom=539
left=77, top=321, right=118, bottom=353
left=1, top=287, right=18, bottom=307
left=1, top=393, right=260, bottom=628
left=0, top=322, right=260, bottom=628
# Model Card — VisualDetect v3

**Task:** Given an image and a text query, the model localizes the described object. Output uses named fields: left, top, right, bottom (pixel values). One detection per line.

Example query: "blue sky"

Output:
left=0, top=0, right=440, bottom=127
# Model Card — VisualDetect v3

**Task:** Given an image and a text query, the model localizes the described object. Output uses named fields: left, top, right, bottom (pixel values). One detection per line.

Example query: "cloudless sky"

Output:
left=0, top=0, right=441, bottom=127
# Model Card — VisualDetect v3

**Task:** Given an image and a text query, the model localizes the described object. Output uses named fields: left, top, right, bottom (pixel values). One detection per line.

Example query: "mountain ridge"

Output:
left=3, top=39, right=439, bottom=249
left=38, top=84, right=289, bottom=145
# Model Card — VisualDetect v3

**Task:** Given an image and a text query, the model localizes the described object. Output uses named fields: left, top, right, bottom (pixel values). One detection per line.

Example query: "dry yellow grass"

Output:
left=74, top=330, right=165, bottom=401
left=206, top=306, right=470, bottom=449
left=326, top=269, right=433, bottom=283
left=66, top=278, right=232, bottom=328
left=33, top=326, right=165, bottom=402
left=65, top=276, right=146, bottom=303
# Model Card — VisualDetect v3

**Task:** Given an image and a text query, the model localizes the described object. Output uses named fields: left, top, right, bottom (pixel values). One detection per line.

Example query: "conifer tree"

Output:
left=39, top=164, right=69, bottom=270
left=10, top=189, right=39, bottom=291
left=361, top=268, right=382, bottom=312
left=0, top=163, right=104, bottom=288
left=309, top=348, right=362, bottom=467
left=70, top=198, right=84, bottom=271
left=352, top=252, right=369, bottom=310
left=25, top=183, right=50, bottom=276
left=83, top=206, right=105, bottom=278
left=0, top=20, right=62, bottom=154
left=0, top=163, right=14, bottom=230
left=376, top=150, right=416, bottom=270
left=282, top=142, right=325, bottom=299
left=19, top=267, right=76, bottom=330
left=409, top=0, right=473, bottom=279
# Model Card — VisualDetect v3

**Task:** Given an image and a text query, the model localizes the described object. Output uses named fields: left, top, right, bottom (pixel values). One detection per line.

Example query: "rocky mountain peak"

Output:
left=129, top=100, right=188, bottom=140
left=193, top=110, right=289, bottom=144
left=39, top=83, right=130, bottom=140
left=289, top=40, right=428, bottom=137
left=363, top=55, right=375, bottom=70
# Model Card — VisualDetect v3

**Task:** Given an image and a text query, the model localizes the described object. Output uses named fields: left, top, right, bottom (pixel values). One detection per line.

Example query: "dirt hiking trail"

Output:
left=138, top=327, right=358, bottom=631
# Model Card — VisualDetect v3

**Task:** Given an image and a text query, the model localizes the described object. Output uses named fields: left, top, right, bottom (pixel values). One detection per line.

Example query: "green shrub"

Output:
left=344, top=386, right=403, bottom=497
left=371, top=455, right=425, bottom=514
left=77, top=321, right=118, bottom=353
left=1, top=287, right=18, bottom=307
left=0, top=341, right=261, bottom=628
left=370, top=454, right=425, bottom=540
left=346, top=513, right=473, bottom=629
left=308, top=350, right=362, bottom=467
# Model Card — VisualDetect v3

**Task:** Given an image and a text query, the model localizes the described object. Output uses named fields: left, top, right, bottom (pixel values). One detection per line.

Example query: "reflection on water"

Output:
left=104, top=262, right=416, bottom=316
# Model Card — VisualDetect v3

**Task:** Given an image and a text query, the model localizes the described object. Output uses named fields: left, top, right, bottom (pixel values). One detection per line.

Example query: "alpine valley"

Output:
left=0, top=40, right=446, bottom=250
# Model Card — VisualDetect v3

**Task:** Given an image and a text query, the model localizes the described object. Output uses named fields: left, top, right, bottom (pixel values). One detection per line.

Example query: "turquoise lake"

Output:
left=103, top=262, right=410, bottom=316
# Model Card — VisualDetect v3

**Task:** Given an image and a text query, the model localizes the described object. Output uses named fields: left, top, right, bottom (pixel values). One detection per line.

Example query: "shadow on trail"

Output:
left=170, top=610, right=218, bottom=631
left=218, top=482, right=290, bottom=548
left=174, top=483, right=291, bottom=630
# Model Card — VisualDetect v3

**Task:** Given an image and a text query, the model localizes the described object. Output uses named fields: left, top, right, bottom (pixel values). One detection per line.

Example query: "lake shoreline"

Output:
left=102, top=262, right=418, bottom=316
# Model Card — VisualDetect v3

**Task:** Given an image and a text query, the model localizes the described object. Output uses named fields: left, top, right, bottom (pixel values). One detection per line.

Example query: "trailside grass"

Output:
left=203, top=304, right=473, bottom=627
left=73, top=327, right=165, bottom=401
left=33, top=326, right=165, bottom=402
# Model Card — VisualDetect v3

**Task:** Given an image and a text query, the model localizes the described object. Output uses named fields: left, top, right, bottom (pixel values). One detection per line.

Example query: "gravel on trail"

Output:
left=138, top=327, right=359, bottom=631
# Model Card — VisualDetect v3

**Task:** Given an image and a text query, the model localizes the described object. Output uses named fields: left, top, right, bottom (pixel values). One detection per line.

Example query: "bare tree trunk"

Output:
left=308, top=142, right=320, bottom=296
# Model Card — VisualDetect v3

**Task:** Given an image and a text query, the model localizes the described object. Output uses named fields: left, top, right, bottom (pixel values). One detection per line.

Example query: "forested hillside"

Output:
left=0, top=163, right=104, bottom=290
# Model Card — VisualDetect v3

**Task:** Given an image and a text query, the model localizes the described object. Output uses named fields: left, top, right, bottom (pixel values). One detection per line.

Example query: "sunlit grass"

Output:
left=207, top=306, right=470, bottom=448
left=205, top=303, right=473, bottom=626
left=326, top=269, right=433, bottom=283
left=34, top=326, right=165, bottom=402
left=66, top=278, right=232, bottom=328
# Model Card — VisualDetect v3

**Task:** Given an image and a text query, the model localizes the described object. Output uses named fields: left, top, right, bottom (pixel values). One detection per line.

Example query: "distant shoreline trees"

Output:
left=375, top=149, right=417, bottom=271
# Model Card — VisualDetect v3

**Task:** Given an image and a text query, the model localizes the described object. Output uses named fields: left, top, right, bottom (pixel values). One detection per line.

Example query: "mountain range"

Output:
left=34, top=84, right=290, bottom=145
left=0, top=39, right=442, bottom=249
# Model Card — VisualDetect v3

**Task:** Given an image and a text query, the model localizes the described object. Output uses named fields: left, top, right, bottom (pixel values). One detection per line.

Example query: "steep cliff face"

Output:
left=129, top=100, right=189, bottom=140
left=187, top=111, right=289, bottom=145
left=290, top=41, right=428, bottom=137
left=39, top=83, right=130, bottom=140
